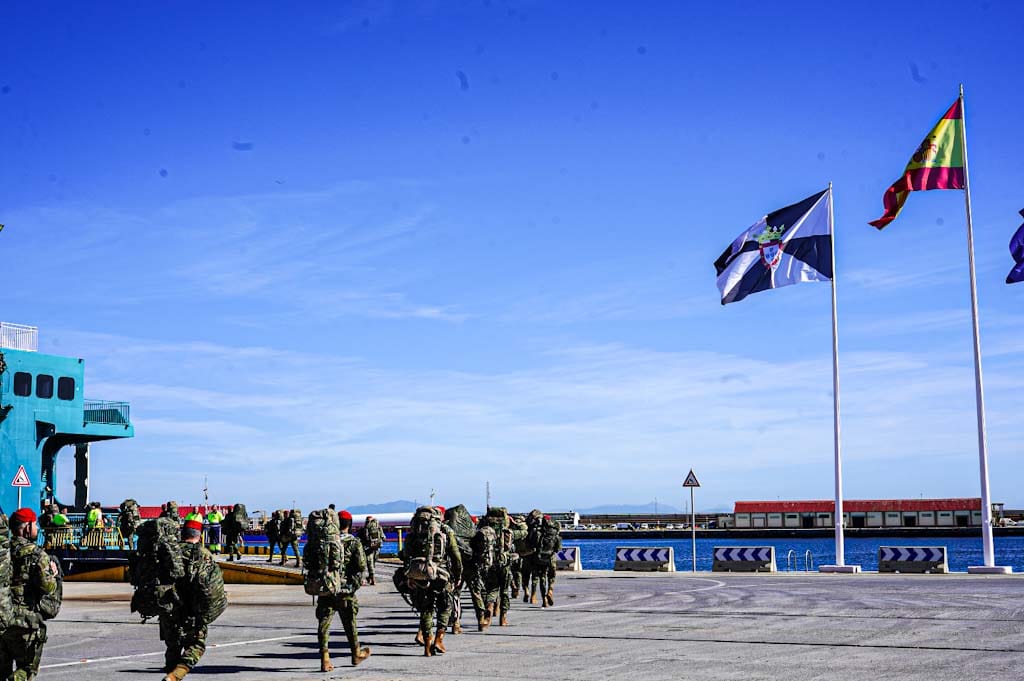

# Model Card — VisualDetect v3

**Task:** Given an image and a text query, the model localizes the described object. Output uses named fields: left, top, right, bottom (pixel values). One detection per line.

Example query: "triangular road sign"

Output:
left=11, top=465, right=31, bottom=487
left=682, top=469, right=701, bottom=488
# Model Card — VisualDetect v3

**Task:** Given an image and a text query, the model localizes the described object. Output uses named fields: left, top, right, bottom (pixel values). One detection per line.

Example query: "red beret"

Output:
left=11, top=508, right=36, bottom=524
left=339, top=510, right=352, bottom=521
left=184, top=519, right=204, bottom=532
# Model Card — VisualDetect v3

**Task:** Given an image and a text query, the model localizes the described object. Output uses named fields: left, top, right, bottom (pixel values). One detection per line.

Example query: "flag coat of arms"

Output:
left=869, top=99, right=964, bottom=229
left=714, top=189, right=832, bottom=305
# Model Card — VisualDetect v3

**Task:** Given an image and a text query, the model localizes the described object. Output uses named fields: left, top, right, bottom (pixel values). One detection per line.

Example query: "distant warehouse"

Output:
left=732, top=498, right=984, bottom=529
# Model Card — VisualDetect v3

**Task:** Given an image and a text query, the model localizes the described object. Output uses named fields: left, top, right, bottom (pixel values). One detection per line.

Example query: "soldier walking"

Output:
left=279, top=509, right=302, bottom=568
left=264, top=510, right=282, bottom=563
left=400, top=506, right=463, bottom=656
left=357, top=515, right=385, bottom=585
left=314, top=510, right=371, bottom=670
left=222, top=504, right=246, bottom=562
left=0, top=508, right=61, bottom=681
left=160, top=518, right=226, bottom=680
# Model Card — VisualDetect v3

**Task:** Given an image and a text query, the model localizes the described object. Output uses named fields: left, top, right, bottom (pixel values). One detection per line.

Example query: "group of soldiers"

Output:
left=0, top=500, right=563, bottom=679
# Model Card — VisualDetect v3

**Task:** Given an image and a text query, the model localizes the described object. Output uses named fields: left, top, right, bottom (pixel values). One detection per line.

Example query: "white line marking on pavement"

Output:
left=40, top=634, right=306, bottom=669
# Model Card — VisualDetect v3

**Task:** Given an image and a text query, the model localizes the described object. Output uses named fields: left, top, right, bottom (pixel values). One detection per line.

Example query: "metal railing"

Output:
left=0, top=323, right=38, bottom=351
left=786, top=550, right=816, bottom=572
left=83, top=400, right=131, bottom=425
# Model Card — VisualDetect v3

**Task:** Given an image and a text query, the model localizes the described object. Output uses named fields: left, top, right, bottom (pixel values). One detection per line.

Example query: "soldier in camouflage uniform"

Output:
left=160, top=501, right=181, bottom=525
left=316, top=511, right=371, bottom=670
left=400, top=507, right=463, bottom=656
left=279, top=509, right=302, bottom=568
left=264, top=510, right=282, bottom=563
left=357, top=516, right=386, bottom=585
left=159, top=518, right=226, bottom=680
left=471, top=508, right=527, bottom=629
left=1, top=508, right=60, bottom=681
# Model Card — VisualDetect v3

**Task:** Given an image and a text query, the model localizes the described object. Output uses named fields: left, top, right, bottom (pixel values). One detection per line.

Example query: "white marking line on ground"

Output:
left=40, top=634, right=306, bottom=669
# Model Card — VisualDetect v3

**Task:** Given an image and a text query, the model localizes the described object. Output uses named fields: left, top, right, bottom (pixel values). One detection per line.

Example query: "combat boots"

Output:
left=320, top=650, right=334, bottom=672
left=477, top=611, right=490, bottom=632
left=499, top=610, right=509, bottom=626
left=164, top=664, right=190, bottom=680
left=433, top=628, right=447, bottom=654
left=546, top=588, right=554, bottom=606
left=423, top=633, right=434, bottom=657
left=530, top=586, right=538, bottom=604
left=523, top=590, right=530, bottom=603
left=415, top=628, right=425, bottom=645
left=512, top=586, right=519, bottom=599
left=352, top=646, right=371, bottom=666
left=452, top=620, right=463, bottom=634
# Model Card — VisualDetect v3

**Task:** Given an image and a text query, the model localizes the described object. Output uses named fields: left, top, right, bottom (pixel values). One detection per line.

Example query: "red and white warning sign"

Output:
left=10, top=465, right=31, bottom=487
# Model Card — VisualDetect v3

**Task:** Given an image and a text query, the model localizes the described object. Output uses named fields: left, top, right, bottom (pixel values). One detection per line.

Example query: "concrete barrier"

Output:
left=555, top=546, right=582, bottom=571
left=614, top=547, right=675, bottom=572
left=713, top=546, right=776, bottom=572
left=878, top=546, right=947, bottom=574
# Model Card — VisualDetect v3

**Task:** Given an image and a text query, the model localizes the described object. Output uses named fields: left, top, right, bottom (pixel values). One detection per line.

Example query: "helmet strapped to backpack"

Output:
left=303, top=508, right=350, bottom=597
left=404, top=506, right=449, bottom=585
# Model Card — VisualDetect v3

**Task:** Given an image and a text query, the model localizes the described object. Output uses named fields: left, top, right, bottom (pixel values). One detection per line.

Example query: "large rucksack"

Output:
left=0, top=513, right=12, bottom=629
left=38, top=554, right=63, bottom=620
left=404, top=506, right=448, bottom=584
left=231, top=503, right=247, bottom=526
left=443, top=505, right=475, bottom=564
left=303, top=508, right=347, bottom=596
left=128, top=517, right=185, bottom=619
left=484, top=507, right=514, bottom=565
left=471, top=525, right=497, bottom=572
left=537, top=517, right=561, bottom=560
left=360, top=517, right=383, bottom=551
left=119, top=498, right=141, bottom=537
left=281, top=509, right=303, bottom=541
left=181, top=543, right=226, bottom=625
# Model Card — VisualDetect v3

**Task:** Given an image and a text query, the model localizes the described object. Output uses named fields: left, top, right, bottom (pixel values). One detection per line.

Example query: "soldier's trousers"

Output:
left=159, top=617, right=207, bottom=672
left=224, top=531, right=242, bottom=559
left=0, top=625, right=47, bottom=681
left=531, top=556, right=556, bottom=596
left=365, top=549, right=379, bottom=581
left=280, top=540, right=300, bottom=564
left=317, top=594, right=361, bottom=655
left=471, top=565, right=511, bottom=616
left=411, top=581, right=453, bottom=633
left=510, top=557, right=522, bottom=593
left=266, top=535, right=279, bottom=561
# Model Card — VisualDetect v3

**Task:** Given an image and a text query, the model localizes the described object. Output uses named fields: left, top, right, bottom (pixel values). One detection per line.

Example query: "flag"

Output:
left=1008, top=209, right=1024, bottom=285
left=715, top=188, right=832, bottom=305
left=869, top=98, right=964, bottom=229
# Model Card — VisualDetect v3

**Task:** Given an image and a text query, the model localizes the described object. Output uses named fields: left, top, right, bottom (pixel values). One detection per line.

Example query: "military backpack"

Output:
left=128, top=517, right=186, bottom=619
left=405, top=506, right=449, bottom=584
left=471, top=525, right=497, bottom=572
left=360, top=516, right=383, bottom=551
left=0, top=512, right=12, bottom=629
left=303, top=508, right=349, bottom=596
left=181, top=542, right=227, bottom=625
left=537, top=518, right=561, bottom=561
left=231, top=503, right=248, bottom=526
left=280, top=509, right=303, bottom=541
left=443, top=504, right=476, bottom=564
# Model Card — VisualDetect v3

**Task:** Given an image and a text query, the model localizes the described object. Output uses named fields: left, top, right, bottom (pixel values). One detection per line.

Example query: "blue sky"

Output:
left=2, top=1, right=1023, bottom=513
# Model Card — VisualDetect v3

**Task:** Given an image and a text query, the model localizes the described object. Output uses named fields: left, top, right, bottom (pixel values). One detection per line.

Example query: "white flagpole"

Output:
left=822, top=184, right=859, bottom=573
left=960, top=84, right=1009, bottom=573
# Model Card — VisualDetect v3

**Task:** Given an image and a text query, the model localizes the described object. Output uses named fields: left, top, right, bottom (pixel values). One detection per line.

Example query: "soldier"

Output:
left=0, top=508, right=60, bottom=681
left=264, top=510, right=282, bottom=563
left=529, top=515, right=562, bottom=607
left=400, top=506, right=463, bottom=656
left=357, top=515, right=385, bottom=585
left=160, top=518, right=226, bottom=680
left=279, top=509, right=302, bottom=568
left=222, top=504, right=245, bottom=562
left=470, top=508, right=526, bottom=629
left=509, top=514, right=530, bottom=599
left=316, top=510, right=371, bottom=670
left=118, top=499, right=142, bottom=550
left=442, top=505, right=476, bottom=635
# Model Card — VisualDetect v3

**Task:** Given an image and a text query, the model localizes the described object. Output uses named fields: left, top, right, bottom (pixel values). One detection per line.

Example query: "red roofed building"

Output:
left=732, top=498, right=983, bottom=529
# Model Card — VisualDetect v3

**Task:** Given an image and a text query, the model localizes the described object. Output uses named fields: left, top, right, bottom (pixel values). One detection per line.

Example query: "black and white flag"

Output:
left=714, top=188, right=832, bottom=305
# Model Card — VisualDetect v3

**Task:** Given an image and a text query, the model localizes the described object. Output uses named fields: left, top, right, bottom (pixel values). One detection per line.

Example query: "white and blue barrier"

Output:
left=712, top=546, right=776, bottom=573
left=555, top=546, right=582, bottom=571
left=878, top=546, right=947, bottom=574
left=614, top=546, right=675, bottom=572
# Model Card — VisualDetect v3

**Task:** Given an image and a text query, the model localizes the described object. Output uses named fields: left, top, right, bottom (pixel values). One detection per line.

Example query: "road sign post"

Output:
left=683, top=470, right=701, bottom=572
left=11, top=465, right=31, bottom=509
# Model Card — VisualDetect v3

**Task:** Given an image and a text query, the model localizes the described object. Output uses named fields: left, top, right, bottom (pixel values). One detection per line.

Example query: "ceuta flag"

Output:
left=869, top=98, right=964, bottom=229
left=715, top=188, right=832, bottom=305
left=1007, top=209, right=1024, bottom=285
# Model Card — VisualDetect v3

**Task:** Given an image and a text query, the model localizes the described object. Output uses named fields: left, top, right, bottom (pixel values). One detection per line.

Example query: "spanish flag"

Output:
left=869, top=98, right=964, bottom=229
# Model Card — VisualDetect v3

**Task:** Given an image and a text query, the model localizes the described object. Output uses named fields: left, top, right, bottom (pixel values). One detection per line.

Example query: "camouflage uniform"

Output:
left=316, top=533, right=366, bottom=663
left=279, top=510, right=302, bottom=567
left=358, top=520, right=386, bottom=585
left=471, top=511, right=527, bottom=627
left=161, top=501, right=181, bottom=525
left=264, top=511, right=281, bottom=563
left=159, top=541, right=222, bottom=675
left=1, top=536, right=58, bottom=681
left=222, top=512, right=243, bottom=562
left=403, top=524, right=462, bottom=650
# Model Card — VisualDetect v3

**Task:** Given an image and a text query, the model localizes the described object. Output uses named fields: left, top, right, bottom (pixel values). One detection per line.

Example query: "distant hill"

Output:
left=575, top=501, right=683, bottom=515
left=347, top=500, right=417, bottom=514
